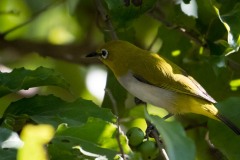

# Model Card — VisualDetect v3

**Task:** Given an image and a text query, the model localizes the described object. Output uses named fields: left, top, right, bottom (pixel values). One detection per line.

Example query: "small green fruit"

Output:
left=137, top=141, right=159, bottom=160
left=126, top=127, right=144, bottom=147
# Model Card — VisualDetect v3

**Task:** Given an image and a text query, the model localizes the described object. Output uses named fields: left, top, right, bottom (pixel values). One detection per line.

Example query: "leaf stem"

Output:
left=105, top=88, right=126, bottom=160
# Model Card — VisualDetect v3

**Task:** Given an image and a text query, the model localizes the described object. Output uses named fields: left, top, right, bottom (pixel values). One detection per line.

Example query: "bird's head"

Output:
left=86, top=40, right=141, bottom=76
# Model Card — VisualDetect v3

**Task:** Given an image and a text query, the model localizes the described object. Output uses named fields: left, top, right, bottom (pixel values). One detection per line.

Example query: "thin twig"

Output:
left=0, top=39, right=99, bottom=65
left=145, top=120, right=169, bottom=160
left=147, top=32, right=159, bottom=51
left=94, top=0, right=118, bottom=40
left=141, top=102, right=169, bottom=159
left=152, top=131, right=169, bottom=160
left=105, top=88, right=118, bottom=116
left=105, top=88, right=125, bottom=160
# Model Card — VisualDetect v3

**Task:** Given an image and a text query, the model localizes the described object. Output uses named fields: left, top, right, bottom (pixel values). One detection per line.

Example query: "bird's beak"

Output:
left=86, top=52, right=99, bottom=58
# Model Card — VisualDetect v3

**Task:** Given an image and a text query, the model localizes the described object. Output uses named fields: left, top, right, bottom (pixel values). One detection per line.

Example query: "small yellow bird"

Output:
left=87, top=40, right=240, bottom=135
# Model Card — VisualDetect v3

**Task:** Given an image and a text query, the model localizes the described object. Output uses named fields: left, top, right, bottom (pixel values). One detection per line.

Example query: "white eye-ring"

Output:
left=101, top=49, right=108, bottom=59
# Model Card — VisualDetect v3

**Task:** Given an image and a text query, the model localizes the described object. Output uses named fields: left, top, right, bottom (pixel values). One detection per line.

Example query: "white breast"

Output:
left=118, top=72, right=176, bottom=113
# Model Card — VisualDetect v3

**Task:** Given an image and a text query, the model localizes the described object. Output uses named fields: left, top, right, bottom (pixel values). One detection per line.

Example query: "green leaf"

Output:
left=0, top=128, right=18, bottom=160
left=1, top=114, right=29, bottom=131
left=0, top=127, right=13, bottom=143
left=157, top=25, right=192, bottom=63
left=66, top=0, right=81, bottom=15
left=49, top=118, right=130, bottom=159
left=0, top=149, right=16, bottom=160
left=208, top=97, right=240, bottom=160
left=104, top=0, right=157, bottom=28
left=145, top=111, right=195, bottom=160
left=3, top=95, right=116, bottom=128
left=186, top=127, right=219, bottom=160
left=214, top=4, right=240, bottom=55
left=182, top=56, right=239, bottom=101
left=0, top=67, right=70, bottom=98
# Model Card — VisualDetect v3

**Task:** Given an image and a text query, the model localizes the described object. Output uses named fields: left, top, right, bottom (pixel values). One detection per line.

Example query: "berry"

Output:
left=137, top=141, right=159, bottom=160
left=126, top=127, right=144, bottom=147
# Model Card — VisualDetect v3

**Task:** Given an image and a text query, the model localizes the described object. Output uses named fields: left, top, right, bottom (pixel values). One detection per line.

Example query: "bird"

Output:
left=86, top=40, right=240, bottom=135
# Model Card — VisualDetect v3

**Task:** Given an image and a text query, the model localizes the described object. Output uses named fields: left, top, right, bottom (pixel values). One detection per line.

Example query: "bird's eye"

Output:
left=101, top=49, right=108, bottom=59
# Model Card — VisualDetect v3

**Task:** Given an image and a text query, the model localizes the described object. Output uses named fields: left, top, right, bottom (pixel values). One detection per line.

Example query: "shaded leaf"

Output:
left=66, top=0, right=81, bottom=15
left=0, top=67, right=70, bottom=98
left=0, top=149, right=16, bottom=160
left=0, top=127, right=13, bottom=143
left=105, top=0, right=157, bottom=28
left=157, top=25, right=192, bottom=63
left=3, top=95, right=116, bottom=128
left=186, top=128, right=219, bottom=160
left=208, top=97, right=240, bottom=160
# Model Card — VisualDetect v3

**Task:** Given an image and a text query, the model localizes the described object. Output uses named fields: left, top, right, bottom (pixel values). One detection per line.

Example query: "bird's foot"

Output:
left=134, top=97, right=147, bottom=106
left=145, top=113, right=173, bottom=139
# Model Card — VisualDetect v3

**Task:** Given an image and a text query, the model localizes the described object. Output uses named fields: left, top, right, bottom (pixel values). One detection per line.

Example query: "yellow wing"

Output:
left=131, top=52, right=216, bottom=103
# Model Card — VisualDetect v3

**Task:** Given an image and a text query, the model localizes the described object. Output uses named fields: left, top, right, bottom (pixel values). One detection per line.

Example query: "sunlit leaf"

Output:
left=214, top=4, right=240, bottom=55
left=0, top=128, right=23, bottom=149
left=17, top=124, right=55, bottom=160
left=48, top=118, right=130, bottom=159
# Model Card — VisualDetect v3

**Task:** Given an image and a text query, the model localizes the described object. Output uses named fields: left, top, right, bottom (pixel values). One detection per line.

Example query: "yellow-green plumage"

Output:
left=87, top=40, right=240, bottom=135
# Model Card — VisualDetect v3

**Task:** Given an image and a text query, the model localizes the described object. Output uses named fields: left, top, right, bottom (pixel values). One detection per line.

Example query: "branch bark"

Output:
left=0, top=39, right=100, bottom=65
left=94, top=0, right=118, bottom=40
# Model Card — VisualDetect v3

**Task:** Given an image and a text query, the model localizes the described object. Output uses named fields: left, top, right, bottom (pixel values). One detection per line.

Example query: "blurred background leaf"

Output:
left=17, top=124, right=55, bottom=160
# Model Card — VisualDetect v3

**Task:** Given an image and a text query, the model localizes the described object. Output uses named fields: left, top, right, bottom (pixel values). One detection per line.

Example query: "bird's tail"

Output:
left=215, top=113, right=240, bottom=135
left=200, top=104, right=240, bottom=135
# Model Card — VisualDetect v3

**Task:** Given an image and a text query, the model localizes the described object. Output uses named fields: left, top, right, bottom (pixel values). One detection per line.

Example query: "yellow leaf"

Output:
left=17, top=124, right=55, bottom=160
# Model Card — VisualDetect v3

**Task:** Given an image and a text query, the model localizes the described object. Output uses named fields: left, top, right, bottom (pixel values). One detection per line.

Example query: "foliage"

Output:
left=0, top=0, right=240, bottom=160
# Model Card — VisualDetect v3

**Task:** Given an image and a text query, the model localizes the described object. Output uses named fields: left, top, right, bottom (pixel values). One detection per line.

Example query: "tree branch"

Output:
left=148, top=2, right=205, bottom=47
left=0, top=39, right=100, bottom=65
